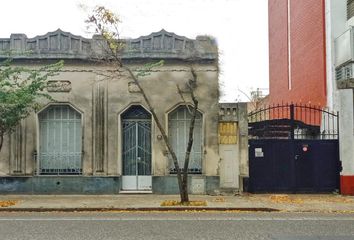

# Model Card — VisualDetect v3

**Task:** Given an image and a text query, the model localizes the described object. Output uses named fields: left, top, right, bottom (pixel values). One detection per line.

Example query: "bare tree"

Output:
left=237, top=87, right=268, bottom=112
left=86, top=6, right=200, bottom=203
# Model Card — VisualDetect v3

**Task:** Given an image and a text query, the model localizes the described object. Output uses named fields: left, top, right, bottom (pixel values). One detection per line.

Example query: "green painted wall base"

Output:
left=152, top=176, right=220, bottom=194
left=0, top=176, right=120, bottom=194
left=0, top=175, right=220, bottom=194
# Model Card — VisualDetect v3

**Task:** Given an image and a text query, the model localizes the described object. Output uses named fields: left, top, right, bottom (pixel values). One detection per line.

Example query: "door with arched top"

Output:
left=121, top=105, right=152, bottom=191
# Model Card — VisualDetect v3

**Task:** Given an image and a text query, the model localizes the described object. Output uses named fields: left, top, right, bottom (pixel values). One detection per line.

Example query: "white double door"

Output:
left=121, top=119, right=152, bottom=191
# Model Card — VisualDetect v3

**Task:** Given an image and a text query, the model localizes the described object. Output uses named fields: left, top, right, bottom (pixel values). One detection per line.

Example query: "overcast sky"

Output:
left=0, top=0, right=269, bottom=102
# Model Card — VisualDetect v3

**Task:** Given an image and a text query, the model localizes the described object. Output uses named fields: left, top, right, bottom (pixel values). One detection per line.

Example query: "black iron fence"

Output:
left=248, top=103, right=339, bottom=140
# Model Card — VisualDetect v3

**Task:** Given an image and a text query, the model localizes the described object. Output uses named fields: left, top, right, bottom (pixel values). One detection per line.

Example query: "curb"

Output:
left=0, top=207, right=280, bottom=212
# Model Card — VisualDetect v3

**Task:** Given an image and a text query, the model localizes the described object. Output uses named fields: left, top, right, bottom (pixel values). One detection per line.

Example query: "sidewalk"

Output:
left=0, top=194, right=353, bottom=213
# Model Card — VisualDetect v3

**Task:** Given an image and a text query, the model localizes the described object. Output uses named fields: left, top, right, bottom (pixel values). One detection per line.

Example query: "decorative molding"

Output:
left=0, top=29, right=91, bottom=58
left=0, top=29, right=217, bottom=61
left=92, top=81, right=107, bottom=173
left=337, top=79, right=354, bottom=89
left=219, top=103, right=239, bottom=122
left=9, top=120, right=26, bottom=174
left=125, top=29, right=194, bottom=53
left=128, top=82, right=141, bottom=93
left=47, top=80, right=72, bottom=92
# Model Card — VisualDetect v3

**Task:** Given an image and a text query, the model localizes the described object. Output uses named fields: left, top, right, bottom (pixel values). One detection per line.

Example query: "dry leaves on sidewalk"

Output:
left=0, top=200, right=18, bottom=207
left=212, top=197, right=226, bottom=202
left=269, top=195, right=304, bottom=204
left=307, top=196, right=354, bottom=203
left=160, top=200, right=207, bottom=206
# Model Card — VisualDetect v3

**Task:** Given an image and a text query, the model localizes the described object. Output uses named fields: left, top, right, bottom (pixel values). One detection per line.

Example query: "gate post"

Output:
left=289, top=104, right=295, bottom=191
left=290, top=104, right=295, bottom=140
left=218, top=103, right=248, bottom=193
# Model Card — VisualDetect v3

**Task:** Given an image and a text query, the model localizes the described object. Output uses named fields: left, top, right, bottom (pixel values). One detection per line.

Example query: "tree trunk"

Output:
left=87, top=9, right=187, bottom=203
left=0, top=131, right=3, bottom=153
left=181, top=88, right=199, bottom=203
left=123, top=67, right=185, bottom=202
left=120, top=67, right=199, bottom=204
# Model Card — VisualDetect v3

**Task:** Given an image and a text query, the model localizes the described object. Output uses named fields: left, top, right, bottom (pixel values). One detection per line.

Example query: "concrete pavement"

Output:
left=0, top=193, right=353, bottom=212
left=1, top=212, right=354, bottom=240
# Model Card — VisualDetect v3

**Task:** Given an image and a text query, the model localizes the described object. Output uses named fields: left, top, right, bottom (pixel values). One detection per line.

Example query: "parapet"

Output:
left=0, top=29, right=217, bottom=62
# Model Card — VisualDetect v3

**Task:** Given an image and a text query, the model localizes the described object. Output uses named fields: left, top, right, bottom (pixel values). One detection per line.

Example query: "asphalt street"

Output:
left=0, top=212, right=353, bottom=240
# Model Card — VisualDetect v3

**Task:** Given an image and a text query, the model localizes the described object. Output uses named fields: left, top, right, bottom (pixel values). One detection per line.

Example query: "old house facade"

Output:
left=0, top=29, right=234, bottom=194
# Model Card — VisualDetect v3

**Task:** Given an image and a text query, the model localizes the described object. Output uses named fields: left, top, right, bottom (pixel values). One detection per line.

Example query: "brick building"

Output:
left=268, top=0, right=327, bottom=106
left=268, top=0, right=354, bottom=195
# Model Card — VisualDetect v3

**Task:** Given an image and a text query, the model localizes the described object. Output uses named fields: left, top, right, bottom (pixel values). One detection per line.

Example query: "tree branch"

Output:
left=85, top=5, right=195, bottom=202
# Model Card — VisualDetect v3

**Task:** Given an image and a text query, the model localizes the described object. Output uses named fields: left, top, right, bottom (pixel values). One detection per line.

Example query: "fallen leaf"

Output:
left=160, top=200, right=207, bottom=207
left=0, top=200, right=18, bottom=207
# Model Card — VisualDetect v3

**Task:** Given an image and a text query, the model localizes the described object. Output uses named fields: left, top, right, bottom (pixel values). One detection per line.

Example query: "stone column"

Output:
left=339, top=89, right=354, bottom=195
left=9, top=120, right=27, bottom=174
left=218, top=103, right=248, bottom=192
left=92, top=80, right=108, bottom=174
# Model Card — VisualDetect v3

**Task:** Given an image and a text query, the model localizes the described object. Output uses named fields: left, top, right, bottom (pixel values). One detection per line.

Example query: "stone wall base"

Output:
left=0, top=176, right=120, bottom=194
left=0, top=175, right=220, bottom=194
left=152, top=176, right=220, bottom=194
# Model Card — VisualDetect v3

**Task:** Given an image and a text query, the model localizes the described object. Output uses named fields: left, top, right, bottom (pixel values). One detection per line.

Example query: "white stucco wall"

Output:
left=326, top=0, right=354, bottom=175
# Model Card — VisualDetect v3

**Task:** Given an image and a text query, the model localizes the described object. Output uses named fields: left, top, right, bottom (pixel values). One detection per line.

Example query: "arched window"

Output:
left=168, top=105, right=202, bottom=173
left=38, top=105, right=82, bottom=175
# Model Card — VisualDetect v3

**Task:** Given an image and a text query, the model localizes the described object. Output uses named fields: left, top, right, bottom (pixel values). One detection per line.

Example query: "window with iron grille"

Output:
left=38, top=105, right=82, bottom=175
left=168, top=106, right=203, bottom=173
left=348, top=0, right=354, bottom=20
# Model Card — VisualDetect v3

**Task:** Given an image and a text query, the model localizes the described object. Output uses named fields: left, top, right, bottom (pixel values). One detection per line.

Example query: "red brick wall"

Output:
left=269, top=0, right=289, bottom=104
left=268, top=0, right=327, bottom=107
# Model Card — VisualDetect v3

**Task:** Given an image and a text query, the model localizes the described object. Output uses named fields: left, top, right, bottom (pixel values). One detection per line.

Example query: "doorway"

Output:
left=121, top=105, right=152, bottom=191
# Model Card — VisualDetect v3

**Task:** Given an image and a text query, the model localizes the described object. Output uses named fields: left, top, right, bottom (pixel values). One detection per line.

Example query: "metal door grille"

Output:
left=38, top=105, right=82, bottom=175
left=169, top=106, right=202, bottom=173
left=122, top=106, right=151, bottom=176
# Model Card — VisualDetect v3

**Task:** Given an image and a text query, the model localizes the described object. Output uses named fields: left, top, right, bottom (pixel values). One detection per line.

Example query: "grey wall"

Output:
left=0, top=62, right=220, bottom=177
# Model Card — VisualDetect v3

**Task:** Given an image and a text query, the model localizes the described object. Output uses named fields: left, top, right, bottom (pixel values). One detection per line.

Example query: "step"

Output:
left=119, top=190, right=153, bottom=194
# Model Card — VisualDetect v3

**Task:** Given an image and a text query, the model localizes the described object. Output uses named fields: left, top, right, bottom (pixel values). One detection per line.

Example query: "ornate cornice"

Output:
left=0, top=29, right=217, bottom=61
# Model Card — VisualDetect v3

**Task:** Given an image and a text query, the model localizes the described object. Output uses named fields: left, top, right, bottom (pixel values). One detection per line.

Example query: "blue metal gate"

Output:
left=249, top=139, right=340, bottom=192
left=248, top=104, right=340, bottom=193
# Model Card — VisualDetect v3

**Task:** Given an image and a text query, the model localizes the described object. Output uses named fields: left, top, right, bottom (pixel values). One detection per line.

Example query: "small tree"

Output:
left=0, top=58, right=63, bottom=152
left=86, top=6, right=199, bottom=203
